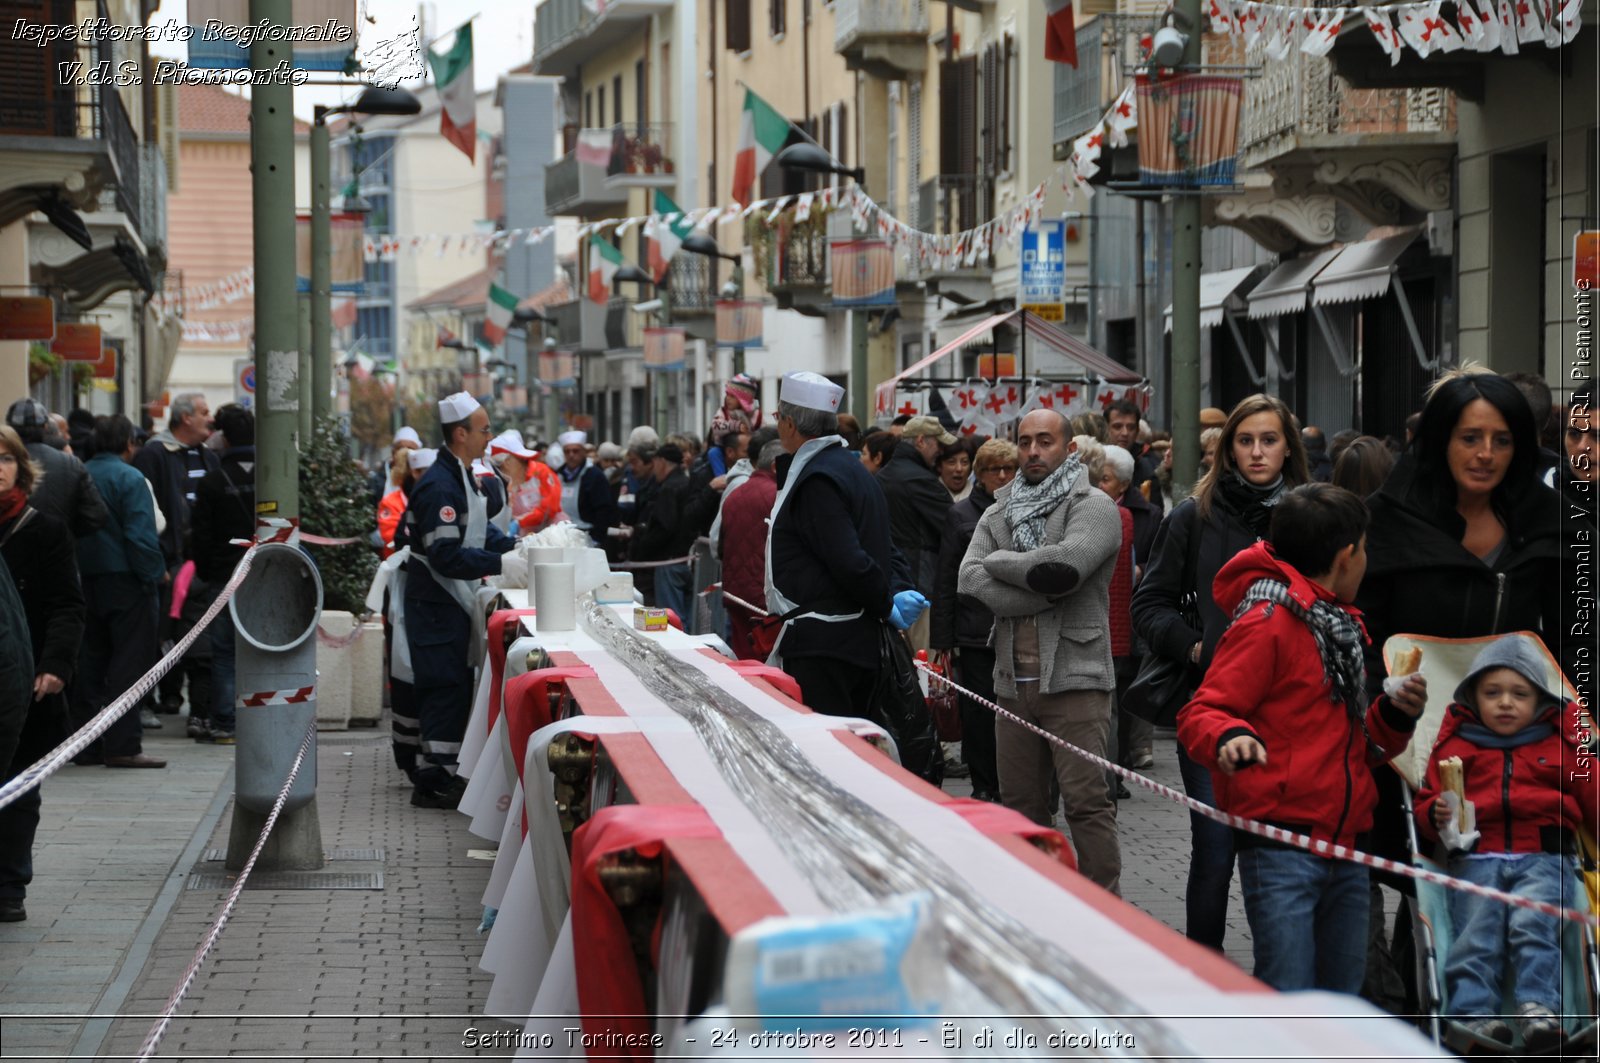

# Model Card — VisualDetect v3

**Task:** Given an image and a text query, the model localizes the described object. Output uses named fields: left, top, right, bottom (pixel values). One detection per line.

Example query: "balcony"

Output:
left=546, top=296, right=646, bottom=352
left=909, top=175, right=994, bottom=302
left=663, top=254, right=715, bottom=317
left=533, top=0, right=674, bottom=79
left=0, top=81, right=140, bottom=233
left=544, top=150, right=629, bottom=218
left=601, top=123, right=676, bottom=189
left=834, top=0, right=929, bottom=79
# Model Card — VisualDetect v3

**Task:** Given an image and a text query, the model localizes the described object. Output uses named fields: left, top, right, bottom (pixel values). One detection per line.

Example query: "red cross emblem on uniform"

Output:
left=439, top=505, right=457, bottom=523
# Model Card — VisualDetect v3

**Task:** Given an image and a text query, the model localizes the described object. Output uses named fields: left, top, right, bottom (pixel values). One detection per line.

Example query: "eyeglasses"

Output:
left=982, top=464, right=1019, bottom=475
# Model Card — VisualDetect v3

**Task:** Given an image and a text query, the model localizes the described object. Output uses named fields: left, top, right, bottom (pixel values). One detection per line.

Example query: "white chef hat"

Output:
left=392, top=426, right=421, bottom=448
left=407, top=447, right=438, bottom=471
left=557, top=429, right=587, bottom=447
left=438, top=391, right=480, bottom=423
left=488, top=429, right=536, bottom=461
left=779, top=371, right=845, bottom=413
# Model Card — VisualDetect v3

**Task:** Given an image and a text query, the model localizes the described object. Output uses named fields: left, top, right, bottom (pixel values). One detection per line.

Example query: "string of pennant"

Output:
left=888, top=379, right=1153, bottom=435
left=180, top=317, right=254, bottom=343
left=1205, top=0, right=1584, bottom=61
left=153, top=268, right=256, bottom=314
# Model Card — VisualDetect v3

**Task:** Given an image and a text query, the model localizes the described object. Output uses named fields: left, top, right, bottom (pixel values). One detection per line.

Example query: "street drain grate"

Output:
left=186, top=868, right=383, bottom=891
left=188, top=848, right=385, bottom=890
left=201, top=848, right=384, bottom=863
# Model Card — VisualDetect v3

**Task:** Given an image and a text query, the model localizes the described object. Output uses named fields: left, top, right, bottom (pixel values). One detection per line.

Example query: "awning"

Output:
left=1311, top=228, right=1421, bottom=306
left=1247, top=249, right=1341, bottom=320
left=1163, top=266, right=1261, bottom=333
left=875, top=307, right=1139, bottom=412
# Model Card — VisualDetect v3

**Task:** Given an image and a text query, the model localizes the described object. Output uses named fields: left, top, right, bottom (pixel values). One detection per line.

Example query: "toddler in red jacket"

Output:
left=1413, top=633, right=1597, bottom=1050
left=1178, top=484, right=1427, bottom=993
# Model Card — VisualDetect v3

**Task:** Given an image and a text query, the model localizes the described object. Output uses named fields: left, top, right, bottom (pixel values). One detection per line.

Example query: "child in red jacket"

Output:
left=1178, top=484, right=1427, bottom=993
left=1414, top=633, right=1597, bottom=1049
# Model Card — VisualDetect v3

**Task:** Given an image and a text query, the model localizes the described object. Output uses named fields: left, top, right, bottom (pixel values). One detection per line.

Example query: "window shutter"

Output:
left=838, top=101, right=849, bottom=169
left=727, top=0, right=751, bottom=52
left=771, top=0, right=786, bottom=36
left=981, top=44, right=996, bottom=177
left=907, top=78, right=923, bottom=229
left=1001, top=35, right=1013, bottom=173
left=938, top=58, right=959, bottom=176
left=956, top=56, right=978, bottom=177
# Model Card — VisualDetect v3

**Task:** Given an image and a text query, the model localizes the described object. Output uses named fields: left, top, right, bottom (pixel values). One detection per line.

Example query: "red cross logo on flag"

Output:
left=959, top=423, right=981, bottom=436
left=898, top=401, right=919, bottom=417
left=1098, top=390, right=1117, bottom=410
left=984, top=391, right=1007, bottom=415
left=1055, top=383, right=1080, bottom=407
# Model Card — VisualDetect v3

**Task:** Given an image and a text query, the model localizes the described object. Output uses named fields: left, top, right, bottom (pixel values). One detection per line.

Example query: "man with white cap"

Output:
left=394, top=393, right=517, bottom=809
left=555, top=429, right=615, bottom=546
left=765, top=372, right=926, bottom=718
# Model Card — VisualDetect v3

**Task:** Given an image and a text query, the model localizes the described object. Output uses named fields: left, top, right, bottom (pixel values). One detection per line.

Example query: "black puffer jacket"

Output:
left=1130, top=491, right=1265, bottom=673
left=876, top=441, right=951, bottom=597
left=931, top=486, right=996, bottom=650
left=1356, top=455, right=1582, bottom=703
left=0, top=506, right=85, bottom=767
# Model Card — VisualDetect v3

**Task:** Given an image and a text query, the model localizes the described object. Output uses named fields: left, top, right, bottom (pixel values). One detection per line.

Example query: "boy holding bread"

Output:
left=1178, top=485, right=1427, bottom=994
left=1414, top=633, right=1597, bottom=1049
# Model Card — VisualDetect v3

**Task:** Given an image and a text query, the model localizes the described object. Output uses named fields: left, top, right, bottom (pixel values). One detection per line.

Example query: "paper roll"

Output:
left=533, top=563, right=577, bottom=632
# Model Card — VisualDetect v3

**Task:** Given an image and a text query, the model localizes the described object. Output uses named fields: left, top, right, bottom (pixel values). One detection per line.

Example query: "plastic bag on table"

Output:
left=870, top=623, right=943, bottom=786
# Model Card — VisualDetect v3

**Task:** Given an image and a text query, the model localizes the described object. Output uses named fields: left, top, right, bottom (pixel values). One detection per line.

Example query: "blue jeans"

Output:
left=1445, top=853, right=1569, bottom=1018
left=1237, top=846, right=1369, bottom=993
left=1177, top=743, right=1236, bottom=948
left=209, top=613, right=236, bottom=732
left=654, top=562, right=693, bottom=629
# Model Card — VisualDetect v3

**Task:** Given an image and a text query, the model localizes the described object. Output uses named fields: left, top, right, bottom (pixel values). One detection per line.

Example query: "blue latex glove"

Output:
left=889, top=590, right=930, bottom=631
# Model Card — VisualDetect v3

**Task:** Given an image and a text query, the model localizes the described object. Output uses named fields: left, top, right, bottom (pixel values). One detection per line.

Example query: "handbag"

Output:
left=923, top=652, right=962, bottom=742
left=1123, top=512, right=1203, bottom=727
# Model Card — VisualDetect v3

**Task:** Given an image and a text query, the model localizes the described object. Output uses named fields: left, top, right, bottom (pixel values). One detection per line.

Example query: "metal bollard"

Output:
left=225, top=542, right=324, bottom=870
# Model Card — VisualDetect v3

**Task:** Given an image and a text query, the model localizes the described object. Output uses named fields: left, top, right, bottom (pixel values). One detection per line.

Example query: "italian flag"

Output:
left=482, top=282, right=518, bottom=345
left=731, top=88, right=789, bottom=208
left=587, top=236, right=625, bottom=304
left=648, top=190, right=695, bottom=283
left=427, top=24, right=476, bottom=162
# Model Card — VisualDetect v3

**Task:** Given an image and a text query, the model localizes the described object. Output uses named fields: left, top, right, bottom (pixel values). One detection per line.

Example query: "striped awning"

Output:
left=1163, top=266, right=1260, bottom=333
left=1247, top=249, right=1342, bottom=320
left=1311, top=229, right=1421, bottom=306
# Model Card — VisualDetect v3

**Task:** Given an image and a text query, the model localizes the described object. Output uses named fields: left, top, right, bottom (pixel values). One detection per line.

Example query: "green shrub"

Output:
left=298, top=415, right=378, bottom=613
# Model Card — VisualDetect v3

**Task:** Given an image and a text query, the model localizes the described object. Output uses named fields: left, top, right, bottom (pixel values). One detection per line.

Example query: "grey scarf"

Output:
left=1236, top=578, right=1368, bottom=723
left=1004, top=453, right=1083, bottom=552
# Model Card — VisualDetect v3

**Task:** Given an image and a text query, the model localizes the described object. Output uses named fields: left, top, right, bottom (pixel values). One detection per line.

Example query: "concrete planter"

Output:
left=315, top=611, right=385, bottom=729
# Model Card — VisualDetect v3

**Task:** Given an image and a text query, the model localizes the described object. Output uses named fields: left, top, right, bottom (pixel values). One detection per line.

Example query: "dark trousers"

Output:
left=783, top=656, right=877, bottom=718
left=390, top=677, right=420, bottom=782
left=75, top=573, right=159, bottom=758
left=158, top=575, right=214, bottom=720
left=209, top=613, right=236, bottom=732
left=0, top=696, right=69, bottom=900
left=954, top=647, right=999, bottom=796
left=403, top=596, right=472, bottom=791
left=1178, top=742, right=1237, bottom=949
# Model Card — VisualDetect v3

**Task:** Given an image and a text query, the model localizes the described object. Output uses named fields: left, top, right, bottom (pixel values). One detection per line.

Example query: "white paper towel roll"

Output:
left=532, top=563, right=577, bottom=631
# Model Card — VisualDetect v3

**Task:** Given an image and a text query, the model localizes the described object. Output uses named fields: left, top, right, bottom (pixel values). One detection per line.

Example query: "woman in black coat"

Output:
left=0, top=425, right=86, bottom=922
left=1130, top=394, right=1310, bottom=951
left=929, top=439, right=1018, bottom=802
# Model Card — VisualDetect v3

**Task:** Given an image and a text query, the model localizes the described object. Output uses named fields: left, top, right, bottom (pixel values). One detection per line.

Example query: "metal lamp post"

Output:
left=311, top=87, right=420, bottom=425
left=775, top=144, right=870, bottom=422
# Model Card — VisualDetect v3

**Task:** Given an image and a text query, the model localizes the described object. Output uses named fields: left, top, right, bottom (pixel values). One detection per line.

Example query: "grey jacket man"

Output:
left=957, top=471, right=1122, bottom=698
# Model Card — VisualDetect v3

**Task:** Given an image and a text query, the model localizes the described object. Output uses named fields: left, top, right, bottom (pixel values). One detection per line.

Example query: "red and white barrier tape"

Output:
left=237, top=686, right=315, bottom=708
left=133, top=718, right=317, bottom=1063
left=299, top=531, right=365, bottom=547
left=0, top=541, right=263, bottom=812
left=714, top=586, right=770, bottom=618
left=917, top=663, right=1600, bottom=929
left=315, top=621, right=369, bottom=649
left=611, top=554, right=694, bottom=570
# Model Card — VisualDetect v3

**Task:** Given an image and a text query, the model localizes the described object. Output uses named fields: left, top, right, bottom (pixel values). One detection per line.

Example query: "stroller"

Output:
left=1383, top=633, right=1599, bottom=1057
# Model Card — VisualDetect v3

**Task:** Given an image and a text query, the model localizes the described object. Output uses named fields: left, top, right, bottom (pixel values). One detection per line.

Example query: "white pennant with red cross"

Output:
left=982, top=381, right=1024, bottom=424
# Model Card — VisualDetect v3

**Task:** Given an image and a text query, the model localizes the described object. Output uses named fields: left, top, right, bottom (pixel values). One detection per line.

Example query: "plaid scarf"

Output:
left=1004, top=453, right=1082, bottom=552
left=1235, top=578, right=1369, bottom=724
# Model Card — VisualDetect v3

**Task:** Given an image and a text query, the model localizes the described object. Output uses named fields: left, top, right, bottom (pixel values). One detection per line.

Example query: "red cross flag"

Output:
left=1364, top=9, right=1404, bottom=64
left=951, top=382, right=990, bottom=421
left=1299, top=7, right=1346, bottom=57
left=985, top=382, right=1023, bottom=423
left=893, top=390, right=927, bottom=419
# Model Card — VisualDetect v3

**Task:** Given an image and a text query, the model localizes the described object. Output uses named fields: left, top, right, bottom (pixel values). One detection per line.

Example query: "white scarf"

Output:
left=1004, top=453, right=1083, bottom=551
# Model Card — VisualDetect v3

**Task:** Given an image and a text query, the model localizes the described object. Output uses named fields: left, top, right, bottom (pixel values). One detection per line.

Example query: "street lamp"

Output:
left=777, top=144, right=869, bottom=420
left=681, top=233, right=751, bottom=378
left=311, top=85, right=421, bottom=423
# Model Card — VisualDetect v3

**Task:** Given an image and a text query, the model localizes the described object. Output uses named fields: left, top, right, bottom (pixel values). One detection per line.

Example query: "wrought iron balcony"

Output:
left=662, top=254, right=715, bottom=316
left=761, top=226, right=829, bottom=292
left=544, top=149, right=629, bottom=218
left=0, top=80, right=142, bottom=235
left=1052, top=13, right=1148, bottom=150
left=834, top=0, right=929, bottom=78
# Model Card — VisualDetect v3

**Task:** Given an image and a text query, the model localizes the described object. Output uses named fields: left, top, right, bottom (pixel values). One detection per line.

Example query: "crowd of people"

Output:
left=0, top=393, right=258, bottom=923
left=2, top=360, right=1591, bottom=1044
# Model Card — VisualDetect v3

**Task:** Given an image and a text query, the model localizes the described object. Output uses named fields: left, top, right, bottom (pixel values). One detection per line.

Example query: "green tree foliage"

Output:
left=298, top=415, right=378, bottom=613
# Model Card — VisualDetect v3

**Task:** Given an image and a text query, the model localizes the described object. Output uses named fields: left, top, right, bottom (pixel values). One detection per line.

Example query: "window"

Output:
left=613, top=74, right=623, bottom=125
left=770, top=0, right=785, bottom=36
left=635, top=60, right=646, bottom=133
left=980, top=36, right=1014, bottom=176
left=726, top=0, right=751, bottom=52
left=584, top=91, right=592, bottom=129
left=596, top=86, right=605, bottom=129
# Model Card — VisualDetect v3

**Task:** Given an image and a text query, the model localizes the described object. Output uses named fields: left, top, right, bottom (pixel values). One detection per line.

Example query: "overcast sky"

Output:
left=148, top=0, right=535, bottom=120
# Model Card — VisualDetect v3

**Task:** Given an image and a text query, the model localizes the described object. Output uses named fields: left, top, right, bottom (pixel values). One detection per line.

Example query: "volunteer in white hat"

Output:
left=555, top=429, right=615, bottom=545
left=487, top=429, right=561, bottom=534
left=764, top=373, right=929, bottom=731
left=393, top=393, right=517, bottom=809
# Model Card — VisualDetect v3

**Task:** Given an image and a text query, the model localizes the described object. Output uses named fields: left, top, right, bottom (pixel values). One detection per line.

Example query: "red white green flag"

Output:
left=587, top=237, right=625, bottom=304
left=648, top=190, right=695, bottom=283
left=482, top=282, right=518, bottom=345
left=731, top=88, right=790, bottom=208
left=427, top=23, right=476, bottom=162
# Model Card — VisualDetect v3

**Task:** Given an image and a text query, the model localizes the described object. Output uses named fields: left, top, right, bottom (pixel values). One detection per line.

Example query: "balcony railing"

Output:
left=663, top=254, right=714, bottom=315
left=534, top=0, right=591, bottom=63
left=1052, top=14, right=1148, bottom=148
left=555, top=123, right=676, bottom=182
left=762, top=227, right=829, bottom=290
left=834, top=0, right=929, bottom=77
left=544, top=151, right=629, bottom=217
left=140, top=142, right=167, bottom=269
left=1237, top=45, right=1456, bottom=167
left=546, top=296, right=645, bottom=350
left=0, top=81, right=143, bottom=235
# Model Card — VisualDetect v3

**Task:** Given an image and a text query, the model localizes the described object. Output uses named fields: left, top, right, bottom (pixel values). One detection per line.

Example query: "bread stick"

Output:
left=1394, top=646, right=1423, bottom=676
left=1438, top=756, right=1466, bottom=830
